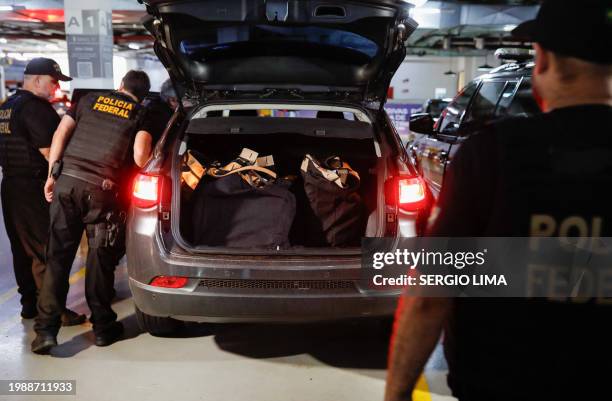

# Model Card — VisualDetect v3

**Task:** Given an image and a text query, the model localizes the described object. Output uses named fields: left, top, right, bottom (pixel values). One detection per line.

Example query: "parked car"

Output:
left=423, top=98, right=452, bottom=122
left=408, top=61, right=540, bottom=199
left=128, top=0, right=429, bottom=335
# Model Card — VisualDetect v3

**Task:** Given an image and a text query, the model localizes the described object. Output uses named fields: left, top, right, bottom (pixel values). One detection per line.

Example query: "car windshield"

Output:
left=179, top=24, right=379, bottom=62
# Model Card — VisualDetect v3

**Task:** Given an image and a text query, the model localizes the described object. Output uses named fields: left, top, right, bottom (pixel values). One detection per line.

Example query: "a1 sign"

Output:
left=65, top=9, right=112, bottom=36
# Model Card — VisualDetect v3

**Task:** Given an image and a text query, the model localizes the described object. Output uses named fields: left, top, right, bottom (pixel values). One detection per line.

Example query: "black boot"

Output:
left=95, top=322, right=124, bottom=347
left=31, top=333, right=57, bottom=354
left=20, top=302, right=38, bottom=319
left=61, top=309, right=87, bottom=326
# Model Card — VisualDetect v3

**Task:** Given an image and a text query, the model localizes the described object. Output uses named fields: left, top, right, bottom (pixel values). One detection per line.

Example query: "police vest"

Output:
left=0, top=91, right=49, bottom=178
left=487, top=110, right=612, bottom=237
left=63, top=91, right=145, bottom=183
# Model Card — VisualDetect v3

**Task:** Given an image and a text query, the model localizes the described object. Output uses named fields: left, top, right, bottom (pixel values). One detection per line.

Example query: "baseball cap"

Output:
left=24, top=57, right=72, bottom=81
left=512, top=0, right=612, bottom=65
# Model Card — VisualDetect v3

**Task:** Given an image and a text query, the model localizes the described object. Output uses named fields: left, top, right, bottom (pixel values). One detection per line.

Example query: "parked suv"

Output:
left=127, top=0, right=428, bottom=335
left=408, top=61, right=540, bottom=199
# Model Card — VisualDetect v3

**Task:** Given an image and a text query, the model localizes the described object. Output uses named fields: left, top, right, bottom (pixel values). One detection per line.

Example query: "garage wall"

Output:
left=389, top=54, right=498, bottom=105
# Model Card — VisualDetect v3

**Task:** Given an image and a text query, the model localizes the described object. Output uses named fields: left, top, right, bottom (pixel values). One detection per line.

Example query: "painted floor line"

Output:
left=0, top=267, right=87, bottom=335
left=0, top=286, right=18, bottom=306
left=413, top=374, right=433, bottom=401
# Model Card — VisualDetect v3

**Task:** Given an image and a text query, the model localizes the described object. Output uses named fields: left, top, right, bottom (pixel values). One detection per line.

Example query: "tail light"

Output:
left=385, top=175, right=428, bottom=212
left=150, top=276, right=188, bottom=289
left=398, top=177, right=427, bottom=210
left=132, top=173, right=159, bottom=208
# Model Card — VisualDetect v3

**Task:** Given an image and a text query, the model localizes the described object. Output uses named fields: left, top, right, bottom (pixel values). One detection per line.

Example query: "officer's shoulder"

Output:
left=20, top=92, right=54, bottom=111
left=467, top=115, right=542, bottom=147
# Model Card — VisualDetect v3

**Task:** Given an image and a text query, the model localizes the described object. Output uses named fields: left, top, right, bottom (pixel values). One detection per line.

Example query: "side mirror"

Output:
left=409, top=113, right=434, bottom=136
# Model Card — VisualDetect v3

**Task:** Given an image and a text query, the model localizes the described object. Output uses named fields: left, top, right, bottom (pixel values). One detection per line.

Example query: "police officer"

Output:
left=385, top=1, right=611, bottom=401
left=32, top=70, right=157, bottom=353
left=143, top=78, right=177, bottom=146
left=0, top=58, right=85, bottom=325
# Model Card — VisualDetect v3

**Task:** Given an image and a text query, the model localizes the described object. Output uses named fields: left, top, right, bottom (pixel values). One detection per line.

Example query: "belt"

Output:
left=61, top=168, right=118, bottom=191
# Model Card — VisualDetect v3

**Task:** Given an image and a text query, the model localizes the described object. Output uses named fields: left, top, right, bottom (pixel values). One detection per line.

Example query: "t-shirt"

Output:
left=142, top=97, right=173, bottom=146
left=428, top=105, right=612, bottom=401
left=15, top=90, right=58, bottom=149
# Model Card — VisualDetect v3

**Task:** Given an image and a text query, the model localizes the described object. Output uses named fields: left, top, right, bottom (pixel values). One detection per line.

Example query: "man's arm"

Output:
left=44, top=115, right=77, bottom=202
left=39, top=148, right=50, bottom=161
left=133, top=130, right=152, bottom=168
left=47, top=115, right=77, bottom=175
left=384, top=297, right=452, bottom=401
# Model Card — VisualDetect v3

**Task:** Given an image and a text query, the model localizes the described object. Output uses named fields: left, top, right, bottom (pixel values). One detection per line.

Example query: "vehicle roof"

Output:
left=141, top=0, right=410, bottom=7
left=477, top=61, right=534, bottom=81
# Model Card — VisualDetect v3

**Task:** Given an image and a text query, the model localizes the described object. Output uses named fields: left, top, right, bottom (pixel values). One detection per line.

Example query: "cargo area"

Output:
left=176, top=119, right=381, bottom=250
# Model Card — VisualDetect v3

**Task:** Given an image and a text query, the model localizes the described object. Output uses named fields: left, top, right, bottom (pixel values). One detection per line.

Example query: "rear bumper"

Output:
left=127, top=209, right=402, bottom=323
left=130, top=277, right=400, bottom=323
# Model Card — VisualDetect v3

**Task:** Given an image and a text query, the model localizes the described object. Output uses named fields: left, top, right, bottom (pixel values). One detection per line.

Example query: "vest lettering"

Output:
left=0, top=122, right=10, bottom=134
left=530, top=214, right=605, bottom=251
left=92, top=95, right=134, bottom=119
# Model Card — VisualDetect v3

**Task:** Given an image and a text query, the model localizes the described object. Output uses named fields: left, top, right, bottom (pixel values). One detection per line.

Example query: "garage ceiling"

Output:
left=0, top=0, right=542, bottom=58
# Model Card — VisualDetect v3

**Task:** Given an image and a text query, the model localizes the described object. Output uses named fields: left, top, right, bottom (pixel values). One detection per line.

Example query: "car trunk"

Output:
left=174, top=115, right=383, bottom=253
left=142, top=0, right=416, bottom=106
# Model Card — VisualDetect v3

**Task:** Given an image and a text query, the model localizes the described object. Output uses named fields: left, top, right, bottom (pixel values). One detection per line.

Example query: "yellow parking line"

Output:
left=0, top=266, right=85, bottom=307
left=413, top=374, right=433, bottom=401
left=0, top=266, right=87, bottom=335
left=69, top=266, right=86, bottom=284
left=0, top=286, right=18, bottom=306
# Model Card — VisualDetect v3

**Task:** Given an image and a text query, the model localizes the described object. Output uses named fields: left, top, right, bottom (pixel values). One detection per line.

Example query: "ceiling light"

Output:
left=404, top=0, right=428, bottom=7
left=478, top=63, right=494, bottom=71
left=411, top=8, right=440, bottom=18
left=0, top=38, right=7, bottom=44
left=0, top=5, right=25, bottom=12
left=444, top=70, right=457, bottom=76
left=128, top=43, right=142, bottom=50
left=503, top=24, right=517, bottom=32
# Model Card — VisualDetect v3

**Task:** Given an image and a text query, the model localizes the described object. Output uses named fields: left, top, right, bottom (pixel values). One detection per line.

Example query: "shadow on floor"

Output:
left=208, top=318, right=392, bottom=370
left=50, top=314, right=144, bottom=358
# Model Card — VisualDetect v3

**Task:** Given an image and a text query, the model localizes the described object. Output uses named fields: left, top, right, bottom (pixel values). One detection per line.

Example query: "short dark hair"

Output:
left=121, top=70, right=151, bottom=102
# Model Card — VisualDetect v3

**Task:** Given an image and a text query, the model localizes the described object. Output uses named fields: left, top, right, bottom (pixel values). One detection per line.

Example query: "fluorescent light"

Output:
left=412, top=8, right=440, bottom=15
left=404, top=0, right=428, bottom=7
left=0, top=5, right=25, bottom=11
left=128, top=43, right=141, bottom=50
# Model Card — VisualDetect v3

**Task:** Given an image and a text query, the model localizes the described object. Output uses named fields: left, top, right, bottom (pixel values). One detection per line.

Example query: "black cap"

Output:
left=24, top=57, right=72, bottom=81
left=512, top=0, right=612, bottom=65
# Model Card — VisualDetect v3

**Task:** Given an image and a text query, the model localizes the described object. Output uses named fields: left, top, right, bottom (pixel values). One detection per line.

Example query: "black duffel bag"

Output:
left=192, top=174, right=296, bottom=249
left=300, top=155, right=365, bottom=247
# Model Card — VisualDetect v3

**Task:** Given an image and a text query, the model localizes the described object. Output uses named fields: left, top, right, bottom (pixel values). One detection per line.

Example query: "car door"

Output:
left=411, top=82, right=478, bottom=199
left=441, top=78, right=514, bottom=177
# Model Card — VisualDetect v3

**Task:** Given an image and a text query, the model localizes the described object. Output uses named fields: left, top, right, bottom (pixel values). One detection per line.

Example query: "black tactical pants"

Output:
left=35, top=175, right=125, bottom=336
left=0, top=176, right=48, bottom=308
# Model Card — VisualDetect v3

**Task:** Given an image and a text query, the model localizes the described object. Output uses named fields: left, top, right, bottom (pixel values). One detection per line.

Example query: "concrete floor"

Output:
left=0, top=202, right=456, bottom=401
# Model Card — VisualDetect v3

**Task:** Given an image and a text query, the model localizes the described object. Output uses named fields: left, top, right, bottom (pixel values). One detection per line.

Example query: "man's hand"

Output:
left=44, top=177, right=55, bottom=203
left=384, top=296, right=451, bottom=401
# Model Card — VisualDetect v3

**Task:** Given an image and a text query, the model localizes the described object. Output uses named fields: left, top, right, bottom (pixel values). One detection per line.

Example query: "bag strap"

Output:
left=301, top=154, right=360, bottom=189
left=207, top=164, right=277, bottom=179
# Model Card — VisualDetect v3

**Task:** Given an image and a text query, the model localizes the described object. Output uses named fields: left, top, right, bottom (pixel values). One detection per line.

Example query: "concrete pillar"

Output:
left=64, top=0, right=114, bottom=89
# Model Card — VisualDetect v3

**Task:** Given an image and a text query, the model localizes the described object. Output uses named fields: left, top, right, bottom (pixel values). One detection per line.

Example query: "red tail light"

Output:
left=132, top=174, right=159, bottom=208
left=150, top=276, right=188, bottom=289
left=386, top=176, right=428, bottom=212
left=399, top=177, right=426, bottom=209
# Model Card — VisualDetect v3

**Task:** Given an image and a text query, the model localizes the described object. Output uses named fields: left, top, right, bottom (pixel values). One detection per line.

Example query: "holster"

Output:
left=88, top=210, right=127, bottom=248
